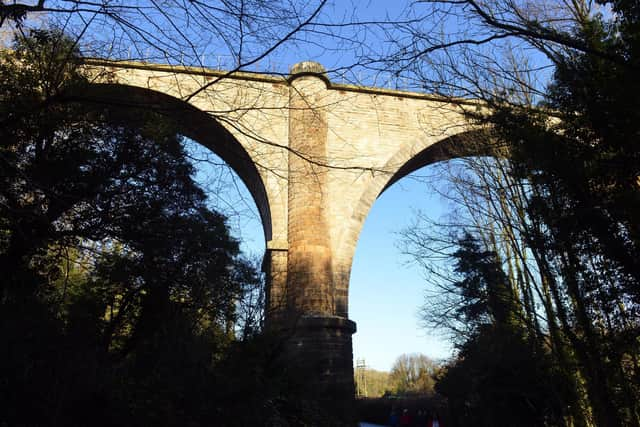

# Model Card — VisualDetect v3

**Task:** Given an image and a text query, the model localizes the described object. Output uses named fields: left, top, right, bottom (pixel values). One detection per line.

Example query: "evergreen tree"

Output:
left=435, top=233, right=564, bottom=427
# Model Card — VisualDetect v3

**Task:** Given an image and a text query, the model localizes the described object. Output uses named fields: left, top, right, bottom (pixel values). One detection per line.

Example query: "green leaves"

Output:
left=0, top=30, right=266, bottom=427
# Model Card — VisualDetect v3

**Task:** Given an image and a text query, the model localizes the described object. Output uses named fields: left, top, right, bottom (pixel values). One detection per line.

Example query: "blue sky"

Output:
left=7, top=0, right=566, bottom=373
left=1, top=0, right=455, bottom=372
left=349, top=176, right=453, bottom=371
left=34, top=0, right=553, bottom=373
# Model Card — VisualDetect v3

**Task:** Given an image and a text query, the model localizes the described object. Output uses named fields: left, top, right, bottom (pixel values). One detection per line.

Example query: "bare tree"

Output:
left=0, top=1, right=328, bottom=73
left=389, top=353, right=440, bottom=395
left=352, top=1, right=628, bottom=104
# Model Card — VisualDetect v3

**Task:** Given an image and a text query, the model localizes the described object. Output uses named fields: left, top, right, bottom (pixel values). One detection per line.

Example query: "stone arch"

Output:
left=379, top=129, right=492, bottom=196
left=334, top=129, right=491, bottom=316
left=78, top=82, right=273, bottom=242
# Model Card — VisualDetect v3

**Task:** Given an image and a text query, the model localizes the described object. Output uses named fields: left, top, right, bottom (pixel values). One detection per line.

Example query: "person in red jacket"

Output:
left=399, top=409, right=412, bottom=426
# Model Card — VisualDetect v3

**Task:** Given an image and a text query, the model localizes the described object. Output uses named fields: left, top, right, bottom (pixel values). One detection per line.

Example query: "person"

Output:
left=399, top=408, right=412, bottom=426
left=428, top=411, right=441, bottom=427
left=389, top=407, right=399, bottom=427
left=415, top=409, right=428, bottom=427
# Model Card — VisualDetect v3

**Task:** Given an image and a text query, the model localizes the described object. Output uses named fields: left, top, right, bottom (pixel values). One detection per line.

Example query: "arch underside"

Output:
left=337, top=129, right=493, bottom=316
left=78, top=83, right=272, bottom=242
left=379, top=129, right=493, bottom=197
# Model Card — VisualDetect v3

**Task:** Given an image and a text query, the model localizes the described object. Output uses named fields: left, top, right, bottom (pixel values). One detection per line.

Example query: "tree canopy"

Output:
left=400, top=1, right=640, bottom=426
left=0, top=30, right=332, bottom=427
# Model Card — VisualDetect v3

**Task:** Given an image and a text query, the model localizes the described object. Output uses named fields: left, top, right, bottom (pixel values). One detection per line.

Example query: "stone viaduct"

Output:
left=83, top=58, right=483, bottom=412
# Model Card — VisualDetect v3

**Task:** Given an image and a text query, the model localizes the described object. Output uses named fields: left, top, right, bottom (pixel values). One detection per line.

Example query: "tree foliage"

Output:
left=388, top=353, right=440, bottom=396
left=0, top=30, right=339, bottom=427
left=433, top=233, right=566, bottom=427
left=355, top=367, right=391, bottom=398
left=399, top=1, right=640, bottom=426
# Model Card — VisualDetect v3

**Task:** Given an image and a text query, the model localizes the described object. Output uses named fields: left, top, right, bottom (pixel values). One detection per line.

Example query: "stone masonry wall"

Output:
left=286, top=65, right=334, bottom=316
